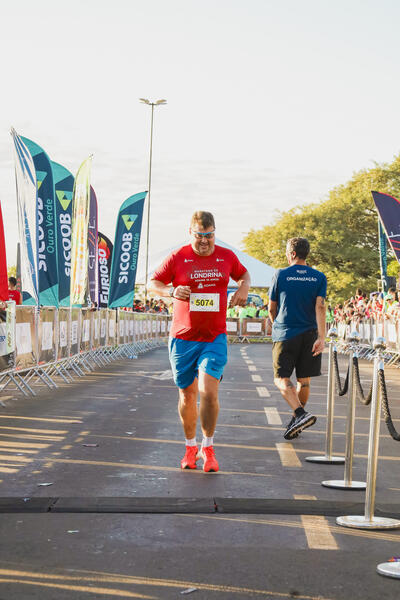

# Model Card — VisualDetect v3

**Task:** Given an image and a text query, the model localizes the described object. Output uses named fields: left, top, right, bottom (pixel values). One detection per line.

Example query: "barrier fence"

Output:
left=226, top=317, right=269, bottom=341
left=335, top=317, right=400, bottom=364
left=0, top=303, right=170, bottom=397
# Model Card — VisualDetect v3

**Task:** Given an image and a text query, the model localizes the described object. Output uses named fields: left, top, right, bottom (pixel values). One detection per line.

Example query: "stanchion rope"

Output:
left=352, top=356, right=373, bottom=406
left=379, top=368, right=400, bottom=441
left=333, top=349, right=349, bottom=396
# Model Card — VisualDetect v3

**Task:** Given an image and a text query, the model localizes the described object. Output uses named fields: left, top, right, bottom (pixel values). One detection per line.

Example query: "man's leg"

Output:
left=274, top=377, right=302, bottom=411
left=296, top=377, right=311, bottom=407
left=178, top=378, right=200, bottom=469
left=169, top=336, right=202, bottom=468
left=196, top=371, right=220, bottom=472
left=198, top=371, right=220, bottom=437
left=178, top=378, right=199, bottom=439
left=274, top=376, right=316, bottom=439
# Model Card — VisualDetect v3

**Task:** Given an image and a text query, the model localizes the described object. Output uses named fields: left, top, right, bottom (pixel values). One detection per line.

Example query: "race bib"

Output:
left=190, top=293, right=220, bottom=312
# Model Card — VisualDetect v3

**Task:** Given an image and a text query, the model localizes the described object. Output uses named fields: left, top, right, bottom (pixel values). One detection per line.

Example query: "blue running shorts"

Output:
left=168, top=333, right=228, bottom=389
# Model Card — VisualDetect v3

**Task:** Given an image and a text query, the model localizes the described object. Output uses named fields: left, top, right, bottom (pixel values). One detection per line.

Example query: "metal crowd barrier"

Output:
left=335, top=317, right=400, bottom=365
left=226, top=317, right=269, bottom=342
left=0, top=304, right=170, bottom=397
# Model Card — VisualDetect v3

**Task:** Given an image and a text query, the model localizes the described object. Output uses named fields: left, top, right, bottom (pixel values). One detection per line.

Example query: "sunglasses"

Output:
left=191, top=230, right=215, bottom=240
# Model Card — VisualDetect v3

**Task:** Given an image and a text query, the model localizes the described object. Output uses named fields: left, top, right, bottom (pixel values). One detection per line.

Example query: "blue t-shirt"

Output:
left=269, top=264, right=327, bottom=342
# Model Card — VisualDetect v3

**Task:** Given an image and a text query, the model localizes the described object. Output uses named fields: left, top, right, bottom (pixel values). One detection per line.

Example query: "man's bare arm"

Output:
left=312, top=296, right=326, bottom=356
left=148, top=279, right=190, bottom=301
left=268, top=299, right=277, bottom=322
left=229, top=270, right=251, bottom=307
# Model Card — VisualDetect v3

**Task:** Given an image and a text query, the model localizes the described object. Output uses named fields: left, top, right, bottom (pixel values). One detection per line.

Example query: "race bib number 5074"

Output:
left=189, top=293, right=220, bottom=312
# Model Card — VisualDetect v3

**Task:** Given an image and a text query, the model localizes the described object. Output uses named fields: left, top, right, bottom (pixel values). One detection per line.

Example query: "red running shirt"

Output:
left=8, top=289, right=22, bottom=305
left=153, top=244, right=247, bottom=342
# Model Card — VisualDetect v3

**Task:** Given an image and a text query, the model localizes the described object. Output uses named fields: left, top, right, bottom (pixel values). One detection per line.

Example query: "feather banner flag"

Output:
left=70, top=156, right=92, bottom=306
left=21, top=137, right=58, bottom=307
left=0, top=202, right=8, bottom=302
left=98, top=232, right=113, bottom=308
left=88, top=186, right=99, bottom=305
left=371, top=191, right=400, bottom=263
left=52, top=162, right=74, bottom=307
left=108, top=192, right=146, bottom=308
left=10, top=128, right=39, bottom=305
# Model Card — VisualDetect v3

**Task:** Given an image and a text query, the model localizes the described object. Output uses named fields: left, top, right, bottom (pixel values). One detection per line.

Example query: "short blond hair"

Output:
left=190, top=211, right=215, bottom=230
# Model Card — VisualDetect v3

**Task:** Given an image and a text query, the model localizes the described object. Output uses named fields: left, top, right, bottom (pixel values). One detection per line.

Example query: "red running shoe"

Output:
left=181, top=445, right=199, bottom=469
left=199, top=446, right=219, bottom=472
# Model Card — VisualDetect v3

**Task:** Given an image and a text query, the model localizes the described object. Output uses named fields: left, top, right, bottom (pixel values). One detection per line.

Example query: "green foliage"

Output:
left=387, top=258, right=400, bottom=278
left=243, top=156, right=400, bottom=302
left=7, top=265, right=16, bottom=278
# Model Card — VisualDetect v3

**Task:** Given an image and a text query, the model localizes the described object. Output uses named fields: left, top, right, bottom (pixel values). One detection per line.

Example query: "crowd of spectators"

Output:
left=226, top=302, right=269, bottom=319
left=132, top=298, right=170, bottom=314
left=331, top=287, right=400, bottom=325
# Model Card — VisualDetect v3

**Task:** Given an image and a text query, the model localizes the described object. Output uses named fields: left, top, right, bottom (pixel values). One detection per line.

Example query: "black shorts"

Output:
left=272, top=329, right=322, bottom=379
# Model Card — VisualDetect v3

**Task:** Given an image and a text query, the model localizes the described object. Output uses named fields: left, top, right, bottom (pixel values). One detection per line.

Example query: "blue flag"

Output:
left=22, top=137, right=58, bottom=306
left=52, top=162, right=74, bottom=306
left=372, top=191, right=400, bottom=264
left=108, top=192, right=146, bottom=308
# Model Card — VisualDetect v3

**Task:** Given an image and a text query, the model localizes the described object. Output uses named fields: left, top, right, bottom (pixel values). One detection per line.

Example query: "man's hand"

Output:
left=312, top=336, right=325, bottom=356
left=229, top=287, right=248, bottom=307
left=173, top=285, right=191, bottom=300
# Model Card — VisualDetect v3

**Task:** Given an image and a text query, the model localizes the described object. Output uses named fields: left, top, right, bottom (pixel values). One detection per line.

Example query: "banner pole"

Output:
left=144, top=103, right=154, bottom=301
left=306, top=327, right=344, bottom=464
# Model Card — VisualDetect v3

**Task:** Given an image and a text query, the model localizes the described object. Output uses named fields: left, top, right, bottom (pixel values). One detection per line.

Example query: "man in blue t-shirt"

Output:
left=268, top=237, right=327, bottom=440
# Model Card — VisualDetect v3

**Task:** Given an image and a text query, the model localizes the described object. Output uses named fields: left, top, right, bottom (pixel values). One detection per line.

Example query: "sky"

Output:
left=2, top=0, right=400, bottom=267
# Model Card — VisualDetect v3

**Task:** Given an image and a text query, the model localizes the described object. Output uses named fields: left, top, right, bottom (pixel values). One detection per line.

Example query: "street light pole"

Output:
left=139, top=98, right=167, bottom=300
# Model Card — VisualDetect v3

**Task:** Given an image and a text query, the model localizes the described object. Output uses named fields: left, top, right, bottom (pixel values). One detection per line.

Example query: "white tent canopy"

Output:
left=136, top=238, right=275, bottom=288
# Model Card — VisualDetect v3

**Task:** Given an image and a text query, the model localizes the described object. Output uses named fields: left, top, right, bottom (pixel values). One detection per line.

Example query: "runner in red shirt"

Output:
left=149, top=211, right=250, bottom=472
left=8, top=277, right=22, bottom=305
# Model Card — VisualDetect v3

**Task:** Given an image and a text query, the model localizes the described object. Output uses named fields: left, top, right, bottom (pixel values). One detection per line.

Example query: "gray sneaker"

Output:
left=284, top=412, right=316, bottom=440
left=284, top=416, right=299, bottom=439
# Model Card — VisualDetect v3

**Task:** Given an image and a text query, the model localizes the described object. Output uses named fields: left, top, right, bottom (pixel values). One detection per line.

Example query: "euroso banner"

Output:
left=70, top=156, right=92, bottom=306
left=10, top=128, right=39, bottom=305
left=51, top=162, right=74, bottom=306
left=0, top=202, right=8, bottom=302
left=108, top=191, right=146, bottom=308
left=88, top=186, right=98, bottom=305
left=372, top=191, right=400, bottom=263
left=22, top=137, right=58, bottom=307
left=98, top=232, right=113, bottom=308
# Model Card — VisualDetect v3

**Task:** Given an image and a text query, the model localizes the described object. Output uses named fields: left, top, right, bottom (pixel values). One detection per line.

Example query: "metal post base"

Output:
left=306, top=455, right=345, bottom=464
left=322, top=479, right=366, bottom=490
left=337, top=515, right=400, bottom=529
left=377, top=562, right=400, bottom=578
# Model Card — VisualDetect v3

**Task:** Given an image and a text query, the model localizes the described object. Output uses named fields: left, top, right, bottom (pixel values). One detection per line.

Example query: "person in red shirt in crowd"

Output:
left=149, top=211, right=250, bottom=472
left=8, top=277, right=22, bottom=305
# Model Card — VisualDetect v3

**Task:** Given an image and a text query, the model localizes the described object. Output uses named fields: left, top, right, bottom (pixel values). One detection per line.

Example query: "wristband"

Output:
left=169, top=287, right=175, bottom=298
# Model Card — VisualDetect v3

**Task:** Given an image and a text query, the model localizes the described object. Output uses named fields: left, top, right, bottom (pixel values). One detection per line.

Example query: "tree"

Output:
left=243, top=155, right=400, bottom=301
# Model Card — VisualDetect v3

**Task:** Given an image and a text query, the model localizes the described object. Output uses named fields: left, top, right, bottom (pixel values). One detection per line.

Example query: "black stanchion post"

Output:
left=337, top=337, right=400, bottom=530
left=306, top=327, right=345, bottom=464
left=322, top=331, right=366, bottom=490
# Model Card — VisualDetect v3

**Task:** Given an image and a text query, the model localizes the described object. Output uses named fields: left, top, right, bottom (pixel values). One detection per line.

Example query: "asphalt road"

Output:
left=0, top=342, right=399, bottom=599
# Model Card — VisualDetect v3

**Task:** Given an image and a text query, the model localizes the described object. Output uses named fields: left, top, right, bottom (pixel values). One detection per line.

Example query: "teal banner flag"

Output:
left=379, top=220, right=387, bottom=283
left=22, top=137, right=58, bottom=306
left=52, top=162, right=74, bottom=306
left=108, top=192, right=146, bottom=308
left=10, top=129, right=39, bottom=305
